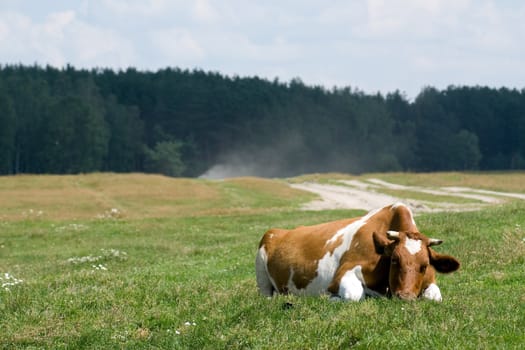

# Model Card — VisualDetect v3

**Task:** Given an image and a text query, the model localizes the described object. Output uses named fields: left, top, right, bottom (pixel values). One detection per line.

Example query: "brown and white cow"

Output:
left=255, top=203, right=460, bottom=301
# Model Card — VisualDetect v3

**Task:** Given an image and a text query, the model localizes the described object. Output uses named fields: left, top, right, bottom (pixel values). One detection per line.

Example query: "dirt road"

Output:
left=291, top=178, right=525, bottom=213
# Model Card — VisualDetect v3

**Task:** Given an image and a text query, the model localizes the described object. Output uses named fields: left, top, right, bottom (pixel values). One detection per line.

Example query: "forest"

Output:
left=0, top=64, right=524, bottom=177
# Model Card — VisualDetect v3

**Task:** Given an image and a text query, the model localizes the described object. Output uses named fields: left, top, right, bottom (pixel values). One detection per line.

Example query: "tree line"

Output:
left=1, top=64, right=524, bottom=177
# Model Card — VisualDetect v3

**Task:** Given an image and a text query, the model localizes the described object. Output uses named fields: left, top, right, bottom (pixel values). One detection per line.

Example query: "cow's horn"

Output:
left=387, top=231, right=400, bottom=240
left=428, top=238, right=443, bottom=246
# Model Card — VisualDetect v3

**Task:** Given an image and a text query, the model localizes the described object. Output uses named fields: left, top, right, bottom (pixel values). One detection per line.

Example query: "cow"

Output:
left=255, top=203, right=460, bottom=301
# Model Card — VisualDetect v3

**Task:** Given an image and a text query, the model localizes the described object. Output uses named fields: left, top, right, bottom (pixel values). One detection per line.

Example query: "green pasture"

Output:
left=0, top=173, right=524, bottom=349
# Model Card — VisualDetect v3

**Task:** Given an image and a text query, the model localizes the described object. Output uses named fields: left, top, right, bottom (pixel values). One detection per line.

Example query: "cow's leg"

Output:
left=332, top=265, right=366, bottom=301
left=255, top=247, right=275, bottom=296
left=421, top=283, right=442, bottom=302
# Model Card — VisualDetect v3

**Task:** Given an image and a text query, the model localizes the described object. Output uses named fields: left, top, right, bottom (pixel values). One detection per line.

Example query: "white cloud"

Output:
left=191, top=0, right=218, bottom=22
left=99, top=0, right=172, bottom=17
left=0, top=21, right=7, bottom=41
left=360, top=0, right=469, bottom=38
left=44, top=10, right=75, bottom=38
left=0, top=9, right=135, bottom=68
left=0, top=12, right=41, bottom=62
left=151, top=28, right=206, bottom=63
left=66, top=19, right=136, bottom=68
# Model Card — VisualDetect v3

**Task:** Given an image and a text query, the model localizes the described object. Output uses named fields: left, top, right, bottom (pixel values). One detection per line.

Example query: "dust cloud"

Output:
left=199, top=132, right=309, bottom=179
left=198, top=134, right=369, bottom=179
left=198, top=152, right=285, bottom=179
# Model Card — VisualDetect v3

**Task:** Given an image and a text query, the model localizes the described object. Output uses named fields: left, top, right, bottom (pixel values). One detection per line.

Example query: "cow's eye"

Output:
left=420, top=265, right=427, bottom=273
left=391, top=258, right=399, bottom=265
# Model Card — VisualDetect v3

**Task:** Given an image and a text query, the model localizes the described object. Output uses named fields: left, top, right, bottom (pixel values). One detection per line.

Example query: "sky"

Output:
left=1, top=0, right=524, bottom=99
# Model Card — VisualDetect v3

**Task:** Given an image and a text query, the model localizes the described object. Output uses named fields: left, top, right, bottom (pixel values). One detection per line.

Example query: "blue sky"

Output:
left=1, top=0, right=524, bottom=98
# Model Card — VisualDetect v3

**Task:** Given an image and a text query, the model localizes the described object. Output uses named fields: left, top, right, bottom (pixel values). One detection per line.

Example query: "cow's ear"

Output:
left=373, top=231, right=394, bottom=256
left=429, top=248, right=460, bottom=273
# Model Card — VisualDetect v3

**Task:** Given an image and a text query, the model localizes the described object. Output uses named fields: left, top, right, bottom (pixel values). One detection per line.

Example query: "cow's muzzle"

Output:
left=393, top=291, right=418, bottom=301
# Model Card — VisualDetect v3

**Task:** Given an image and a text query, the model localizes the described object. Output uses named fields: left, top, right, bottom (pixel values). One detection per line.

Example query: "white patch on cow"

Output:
left=289, top=208, right=381, bottom=296
left=325, top=206, right=382, bottom=246
left=285, top=267, right=308, bottom=295
left=422, top=283, right=442, bottom=302
left=338, top=266, right=366, bottom=301
left=405, top=238, right=422, bottom=255
left=255, top=246, right=276, bottom=296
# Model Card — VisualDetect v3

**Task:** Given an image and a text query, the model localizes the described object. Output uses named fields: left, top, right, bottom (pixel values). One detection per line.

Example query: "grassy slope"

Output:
left=0, top=173, right=314, bottom=220
left=0, top=172, right=524, bottom=349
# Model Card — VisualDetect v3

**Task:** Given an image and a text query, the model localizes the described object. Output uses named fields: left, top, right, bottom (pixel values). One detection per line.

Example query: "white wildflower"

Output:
left=23, top=209, right=44, bottom=218
left=67, top=248, right=127, bottom=265
left=96, top=208, right=123, bottom=219
left=67, top=255, right=102, bottom=264
left=56, top=223, right=89, bottom=232
left=101, top=248, right=128, bottom=260
left=92, top=264, right=108, bottom=271
left=1, top=272, right=24, bottom=291
left=111, top=331, right=129, bottom=342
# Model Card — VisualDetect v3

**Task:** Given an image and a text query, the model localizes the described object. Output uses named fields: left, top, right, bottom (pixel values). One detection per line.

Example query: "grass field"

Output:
left=1, top=172, right=524, bottom=349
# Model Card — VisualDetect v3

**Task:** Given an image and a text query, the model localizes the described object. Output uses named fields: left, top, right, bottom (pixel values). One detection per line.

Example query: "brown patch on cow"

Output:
left=292, top=261, right=319, bottom=289
left=325, top=235, right=344, bottom=254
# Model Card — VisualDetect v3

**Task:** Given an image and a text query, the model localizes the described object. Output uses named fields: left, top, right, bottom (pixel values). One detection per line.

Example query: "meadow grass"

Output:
left=1, top=173, right=524, bottom=349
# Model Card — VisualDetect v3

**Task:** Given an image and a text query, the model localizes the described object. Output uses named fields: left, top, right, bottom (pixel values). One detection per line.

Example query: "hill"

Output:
left=0, top=173, right=312, bottom=221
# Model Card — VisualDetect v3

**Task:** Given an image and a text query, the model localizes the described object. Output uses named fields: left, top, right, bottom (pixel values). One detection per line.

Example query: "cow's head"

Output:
left=373, top=230, right=460, bottom=301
